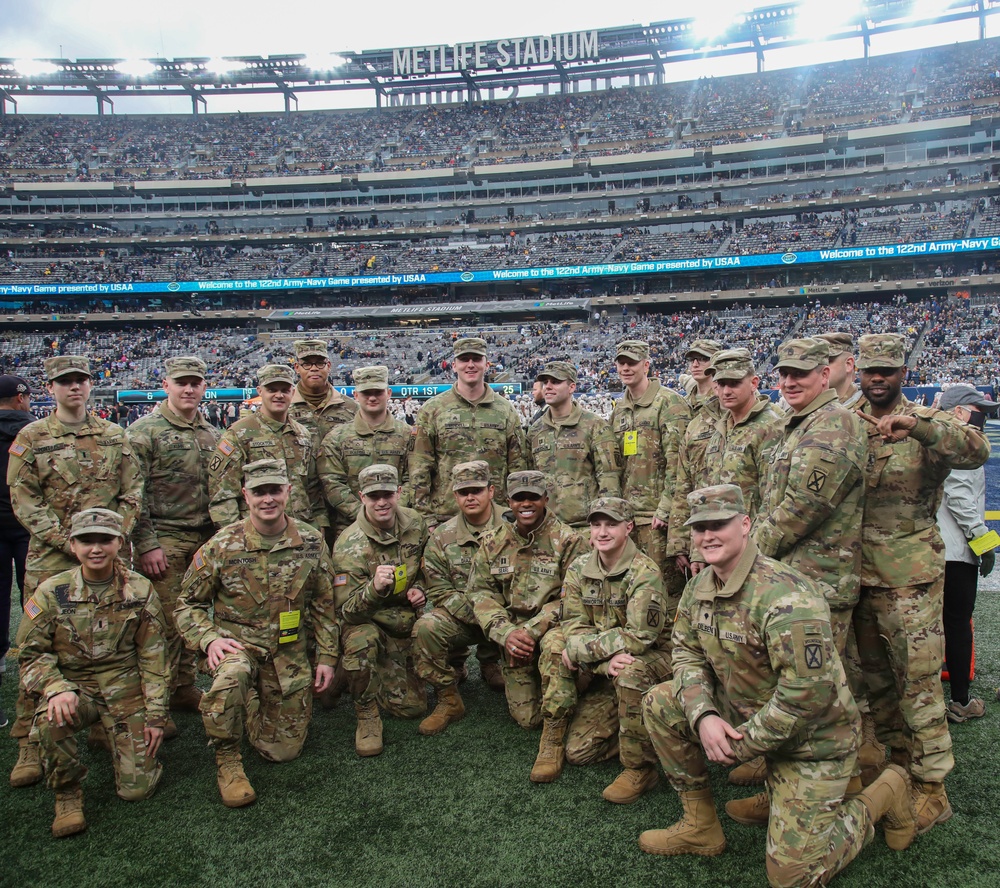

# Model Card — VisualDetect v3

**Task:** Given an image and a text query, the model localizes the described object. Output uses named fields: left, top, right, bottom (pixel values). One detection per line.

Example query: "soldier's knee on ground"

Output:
left=255, top=741, right=304, bottom=763
left=765, top=855, right=817, bottom=888
left=116, top=766, right=162, bottom=802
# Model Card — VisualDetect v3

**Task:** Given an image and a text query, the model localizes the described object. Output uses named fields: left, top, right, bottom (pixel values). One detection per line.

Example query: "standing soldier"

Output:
left=7, top=355, right=142, bottom=789
left=175, top=459, right=338, bottom=807
left=287, top=338, right=357, bottom=444
left=18, top=508, right=169, bottom=838
left=527, top=361, right=620, bottom=528
left=409, top=337, right=526, bottom=527
left=127, top=357, right=220, bottom=716
left=208, top=363, right=327, bottom=532
left=816, top=332, right=866, bottom=409
left=855, top=333, right=990, bottom=834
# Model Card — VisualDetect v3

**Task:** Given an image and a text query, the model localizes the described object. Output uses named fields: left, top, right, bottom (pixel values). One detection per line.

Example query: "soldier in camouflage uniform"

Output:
left=18, top=509, right=169, bottom=838
left=816, top=332, right=867, bottom=410
left=412, top=461, right=506, bottom=736
left=7, top=355, right=143, bottom=789
left=855, top=333, right=990, bottom=834
left=126, top=356, right=220, bottom=716
left=333, top=464, right=429, bottom=757
left=408, top=337, right=527, bottom=527
left=287, top=338, right=357, bottom=444
left=469, top=470, right=587, bottom=731
left=318, top=365, right=412, bottom=544
left=208, top=363, right=328, bottom=532
left=610, top=340, right=690, bottom=604
left=176, top=459, right=338, bottom=807
left=638, top=485, right=916, bottom=886
left=527, top=361, right=620, bottom=527
left=534, top=497, right=671, bottom=802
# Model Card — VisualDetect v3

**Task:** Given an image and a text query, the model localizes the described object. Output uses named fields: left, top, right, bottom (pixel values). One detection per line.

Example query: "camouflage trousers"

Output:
left=411, top=607, right=500, bottom=688
left=201, top=649, right=313, bottom=763
left=341, top=622, right=427, bottom=718
left=539, top=627, right=671, bottom=769
left=642, top=681, right=872, bottom=888
left=632, top=522, right=685, bottom=603
left=854, top=580, right=953, bottom=783
left=32, top=690, right=162, bottom=800
left=493, top=629, right=564, bottom=730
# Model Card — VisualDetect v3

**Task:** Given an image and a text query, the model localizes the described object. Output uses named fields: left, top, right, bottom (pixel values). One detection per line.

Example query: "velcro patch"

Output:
left=806, top=469, right=827, bottom=493
left=217, top=440, right=235, bottom=456
left=24, top=597, right=42, bottom=619
left=8, top=441, right=26, bottom=457
left=192, top=550, right=206, bottom=571
left=333, top=573, right=347, bottom=586
left=646, top=607, right=661, bottom=627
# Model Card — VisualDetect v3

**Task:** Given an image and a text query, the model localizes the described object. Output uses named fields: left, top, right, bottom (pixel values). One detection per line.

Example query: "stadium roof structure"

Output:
left=2, top=1, right=1000, bottom=115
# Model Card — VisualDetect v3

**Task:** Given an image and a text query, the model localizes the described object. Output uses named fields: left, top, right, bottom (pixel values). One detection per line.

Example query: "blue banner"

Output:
left=115, top=382, right=522, bottom=403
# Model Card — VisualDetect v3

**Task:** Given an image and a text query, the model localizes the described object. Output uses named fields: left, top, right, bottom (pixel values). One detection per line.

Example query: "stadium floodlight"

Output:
left=692, top=2, right=751, bottom=46
left=304, top=53, right=348, bottom=71
left=14, top=59, right=59, bottom=77
left=908, top=0, right=956, bottom=21
left=794, top=0, right=865, bottom=42
left=116, top=59, right=157, bottom=78
left=207, top=57, right=244, bottom=76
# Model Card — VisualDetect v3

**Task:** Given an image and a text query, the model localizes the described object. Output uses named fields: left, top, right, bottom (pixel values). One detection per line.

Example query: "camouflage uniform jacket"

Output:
left=672, top=541, right=859, bottom=763
left=667, top=395, right=723, bottom=557
left=333, top=506, right=428, bottom=639
left=208, top=412, right=328, bottom=529
left=469, top=511, right=587, bottom=646
left=288, top=384, right=357, bottom=446
left=422, top=505, right=504, bottom=625
left=6, top=413, right=142, bottom=570
left=839, top=385, right=867, bottom=411
left=126, top=402, right=221, bottom=554
left=18, top=562, right=169, bottom=727
left=176, top=517, right=339, bottom=696
left=527, top=402, right=620, bottom=526
left=611, top=379, right=690, bottom=524
left=562, top=539, right=670, bottom=673
left=859, top=397, right=990, bottom=588
left=754, top=389, right=866, bottom=611
left=317, top=411, right=412, bottom=526
left=409, top=386, right=527, bottom=523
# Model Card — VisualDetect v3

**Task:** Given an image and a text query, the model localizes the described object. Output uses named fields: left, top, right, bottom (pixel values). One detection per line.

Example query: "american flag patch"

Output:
left=193, top=550, right=206, bottom=571
left=8, top=441, right=26, bottom=457
left=333, top=573, right=347, bottom=586
left=24, top=597, right=42, bottom=619
left=217, top=440, right=235, bottom=456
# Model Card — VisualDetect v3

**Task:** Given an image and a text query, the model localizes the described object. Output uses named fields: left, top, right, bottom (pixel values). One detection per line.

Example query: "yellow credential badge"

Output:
left=279, top=610, right=301, bottom=644
left=623, top=430, right=638, bottom=456
left=393, top=564, right=408, bottom=594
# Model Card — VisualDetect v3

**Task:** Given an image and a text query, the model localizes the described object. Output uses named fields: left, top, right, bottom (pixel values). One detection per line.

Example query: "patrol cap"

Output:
left=69, top=507, right=124, bottom=539
left=45, top=356, right=92, bottom=382
left=354, top=365, right=390, bottom=391
left=243, top=458, right=289, bottom=490
left=939, top=384, right=1000, bottom=413
left=359, top=463, right=400, bottom=495
left=815, top=332, right=854, bottom=358
left=257, top=363, right=296, bottom=387
left=857, top=334, right=907, bottom=370
left=507, top=470, right=549, bottom=498
left=616, top=340, right=650, bottom=362
left=707, top=348, right=755, bottom=382
left=294, top=339, right=330, bottom=361
left=165, top=356, right=207, bottom=380
left=685, top=339, right=724, bottom=360
left=587, top=496, right=634, bottom=523
left=454, top=337, right=488, bottom=357
left=452, top=460, right=491, bottom=491
left=774, top=338, right=830, bottom=372
left=536, top=361, right=578, bottom=383
left=0, top=375, right=30, bottom=399
left=684, top=484, right=748, bottom=526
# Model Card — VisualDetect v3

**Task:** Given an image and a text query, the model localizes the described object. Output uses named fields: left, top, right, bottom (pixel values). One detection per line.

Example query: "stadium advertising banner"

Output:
left=115, top=382, right=522, bottom=403
left=4, top=236, right=1000, bottom=298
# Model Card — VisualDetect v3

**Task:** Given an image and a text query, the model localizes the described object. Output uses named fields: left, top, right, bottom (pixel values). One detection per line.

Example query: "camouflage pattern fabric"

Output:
left=288, top=385, right=357, bottom=446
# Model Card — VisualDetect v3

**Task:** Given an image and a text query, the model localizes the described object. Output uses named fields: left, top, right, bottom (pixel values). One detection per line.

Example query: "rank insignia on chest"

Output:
left=695, top=609, right=715, bottom=634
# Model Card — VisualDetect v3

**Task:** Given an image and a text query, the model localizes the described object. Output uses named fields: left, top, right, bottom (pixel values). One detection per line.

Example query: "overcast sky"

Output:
left=1, top=1, right=996, bottom=114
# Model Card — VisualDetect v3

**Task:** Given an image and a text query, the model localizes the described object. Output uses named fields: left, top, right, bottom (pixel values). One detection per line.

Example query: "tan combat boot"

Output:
left=725, top=790, right=769, bottom=826
left=638, top=788, right=727, bottom=856
left=602, top=766, right=659, bottom=804
left=52, top=785, right=87, bottom=838
left=215, top=744, right=256, bottom=808
left=480, top=662, right=506, bottom=693
left=418, top=685, right=465, bottom=736
left=857, top=712, right=887, bottom=785
left=10, top=740, right=43, bottom=788
left=529, top=717, right=568, bottom=783
left=87, top=722, right=113, bottom=753
left=912, top=780, right=952, bottom=836
left=355, top=701, right=384, bottom=757
left=858, top=764, right=917, bottom=851
left=170, top=685, right=203, bottom=712
left=728, top=754, right=767, bottom=786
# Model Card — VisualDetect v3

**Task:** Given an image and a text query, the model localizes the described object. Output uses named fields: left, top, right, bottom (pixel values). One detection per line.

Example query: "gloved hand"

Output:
left=980, top=550, right=995, bottom=578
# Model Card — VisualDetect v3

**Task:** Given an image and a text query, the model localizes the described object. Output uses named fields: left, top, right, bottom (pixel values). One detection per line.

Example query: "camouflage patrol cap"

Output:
left=685, top=339, right=724, bottom=360
left=354, top=365, right=390, bottom=391
left=587, top=496, right=634, bottom=523
left=684, top=484, right=747, bottom=526
left=243, top=458, right=289, bottom=489
left=165, top=356, right=207, bottom=380
left=507, top=470, right=549, bottom=498
left=707, top=348, right=755, bottom=382
left=359, top=463, right=399, bottom=495
left=45, top=355, right=92, bottom=382
left=857, top=334, right=906, bottom=370
left=616, top=340, right=650, bottom=362
left=257, top=363, right=296, bottom=387
left=774, top=338, right=830, bottom=372
left=452, top=460, right=491, bottom=491
left=536, top=361, right=578, bottom=383
left=454, top=337, right=488, bottom=357
left=294, top=339, right=330, bottom=361
left=815, top=332, right=854, bottom=358
left=69, top=507, right=124, bottom=539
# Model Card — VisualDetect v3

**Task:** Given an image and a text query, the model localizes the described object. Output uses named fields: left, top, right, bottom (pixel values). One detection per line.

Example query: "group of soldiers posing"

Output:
left=4, top=329, right=990, bottom=888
